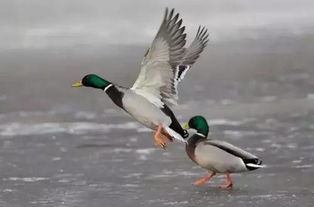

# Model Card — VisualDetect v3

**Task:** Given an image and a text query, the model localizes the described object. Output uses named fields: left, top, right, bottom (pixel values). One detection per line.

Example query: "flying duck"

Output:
left=72, top=8, right=209, bottom=148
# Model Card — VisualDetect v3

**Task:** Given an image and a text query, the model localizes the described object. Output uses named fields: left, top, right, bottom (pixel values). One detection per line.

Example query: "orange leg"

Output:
left=154, top=124, right=166, bottom=149
left=218, top=172, right=233, bottom=189
left=161, top=129, right=173, bottom=142
left=194, top=172, right=216, bottom=185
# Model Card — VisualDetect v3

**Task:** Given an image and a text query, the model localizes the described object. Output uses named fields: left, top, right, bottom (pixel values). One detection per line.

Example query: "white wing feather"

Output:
left=132, top=9, right=209, bottom=107
left=131, top=8, right=186, bottom=107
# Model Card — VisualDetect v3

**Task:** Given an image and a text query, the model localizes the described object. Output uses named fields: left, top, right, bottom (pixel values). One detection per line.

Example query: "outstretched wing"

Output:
left=180, top=26, right=209, bottom=66
left=172, top=26, right=209, bottom=97
left=131, top=8, right=187, bottom=107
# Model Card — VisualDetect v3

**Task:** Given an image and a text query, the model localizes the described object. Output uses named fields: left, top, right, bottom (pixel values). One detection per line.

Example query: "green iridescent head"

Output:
left=72, top=74, right=111, bottom=90
left=184, top=115, right=209, bottom=137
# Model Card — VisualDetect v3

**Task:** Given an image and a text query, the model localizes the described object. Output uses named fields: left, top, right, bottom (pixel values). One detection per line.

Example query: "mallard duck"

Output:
left=72, top=8, right=209, bottom=148
left=183, top=116, right=263, bottom=189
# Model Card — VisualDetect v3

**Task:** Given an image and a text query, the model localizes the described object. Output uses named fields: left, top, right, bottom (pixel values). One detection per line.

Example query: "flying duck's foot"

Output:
left=161, top=130, right=173, bottom=142
left=218, top=172, right=233, bottom=189
left=193, top=172, right=216, bottom=185
left=154, top=124, right=166, bottom=149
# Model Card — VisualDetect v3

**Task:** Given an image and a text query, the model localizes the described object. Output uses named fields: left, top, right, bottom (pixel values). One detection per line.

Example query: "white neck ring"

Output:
left=104, top=84, right=113, bottom=92
left=196, top=132, right=206, bottom=137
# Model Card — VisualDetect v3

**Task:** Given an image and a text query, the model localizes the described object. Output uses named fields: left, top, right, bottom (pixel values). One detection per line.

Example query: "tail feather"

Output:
left=243, top=158, right=263, bottom=171
left=163, top=125, right=187, bottom=143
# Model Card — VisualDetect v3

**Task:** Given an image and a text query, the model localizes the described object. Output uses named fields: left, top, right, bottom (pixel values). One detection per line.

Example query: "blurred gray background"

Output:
left=1, top=1, right=314, bottom=207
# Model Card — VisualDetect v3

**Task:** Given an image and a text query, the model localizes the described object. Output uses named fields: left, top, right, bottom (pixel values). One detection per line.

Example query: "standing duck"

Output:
left=183, top=116, right=263, bottom=189
left=71, top=8, right=209, bottom=148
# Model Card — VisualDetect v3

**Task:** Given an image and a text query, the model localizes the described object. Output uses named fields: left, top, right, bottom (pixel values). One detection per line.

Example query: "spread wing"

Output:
left=172, top=26, right=209, bottom=99
left=131, top=8, right=187, bottom=107
left=181, top=26, right=209, bottom=66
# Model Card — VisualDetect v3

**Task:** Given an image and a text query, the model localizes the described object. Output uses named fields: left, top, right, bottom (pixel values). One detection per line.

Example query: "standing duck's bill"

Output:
left=72, top=8, right=209, bottom=149
left=183, top=116, right=263, bottom=189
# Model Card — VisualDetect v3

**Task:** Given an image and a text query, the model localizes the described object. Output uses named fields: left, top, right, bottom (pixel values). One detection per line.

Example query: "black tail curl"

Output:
left=243, top=158, right=263, bottom=171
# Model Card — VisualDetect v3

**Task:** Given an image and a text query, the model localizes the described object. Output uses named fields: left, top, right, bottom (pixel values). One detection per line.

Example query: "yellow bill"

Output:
left=72, top=81, right=83, bottom=87
left=183, top=123, right=190, bottom=130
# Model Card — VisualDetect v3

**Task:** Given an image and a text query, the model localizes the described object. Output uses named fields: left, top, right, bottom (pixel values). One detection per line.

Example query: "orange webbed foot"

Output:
left=161, top=130, right=173, bottom=142
left=193, top=172, right=215, bottom=186
left=218, top=183, right=233, bottom=189
left=154, top=124, right=166, bottom=149
left=218, top=173, right=233, bottom=189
